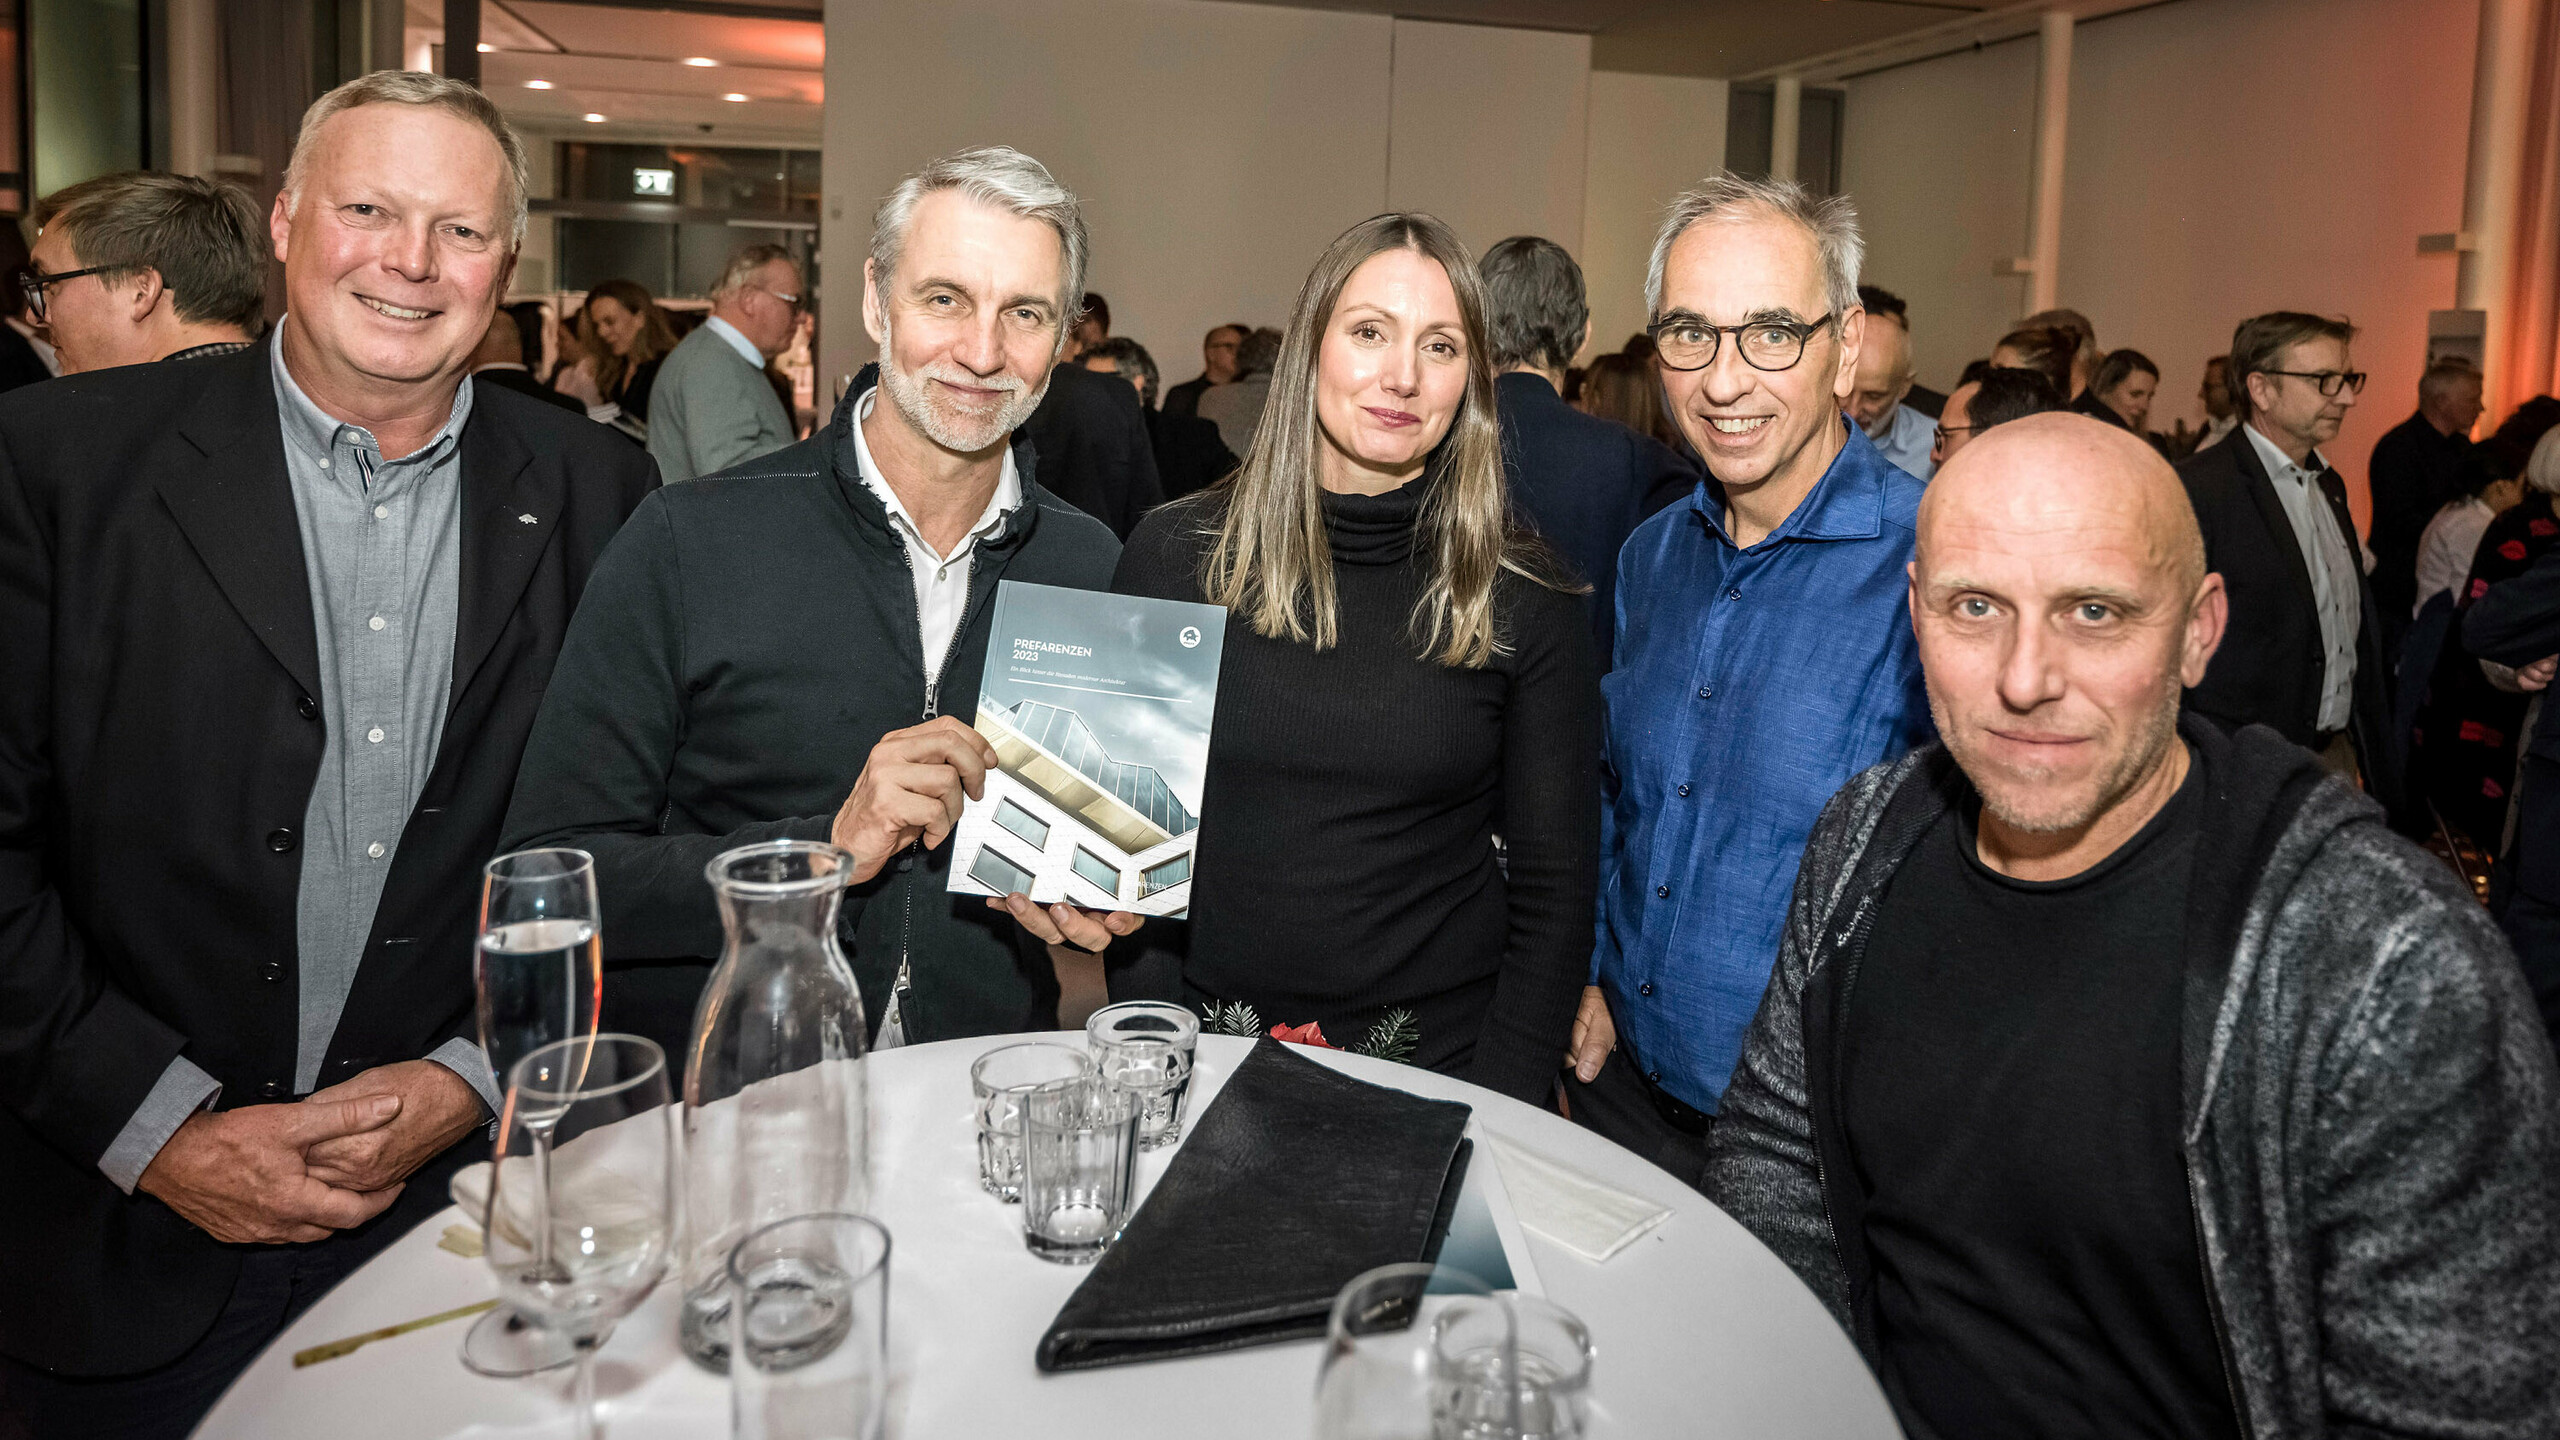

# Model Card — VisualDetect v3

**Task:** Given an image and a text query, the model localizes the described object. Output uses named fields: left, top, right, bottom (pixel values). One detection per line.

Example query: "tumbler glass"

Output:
left=1084, top=1001, right=1199, bottom=1150
left=1019, top=1076, right=1139, bottom=1264
left=1312, top=1264, right=1500, bottom=1440
left=970, top=1043, right=1094, bottom=1202
left=727, top=1213, right=892, bottom=1440
left=1432, top=1293, right=1594, bottom=1440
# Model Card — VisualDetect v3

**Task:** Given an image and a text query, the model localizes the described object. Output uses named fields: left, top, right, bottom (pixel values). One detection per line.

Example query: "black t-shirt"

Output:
left=1844, top=748, right=2238, bottom=1440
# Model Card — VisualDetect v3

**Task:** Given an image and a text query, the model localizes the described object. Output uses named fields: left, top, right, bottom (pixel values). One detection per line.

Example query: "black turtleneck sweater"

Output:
left=1111, top=479, right=1599, bottom=1104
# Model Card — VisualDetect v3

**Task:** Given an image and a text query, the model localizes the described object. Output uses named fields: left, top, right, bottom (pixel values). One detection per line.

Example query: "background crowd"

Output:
left=2, top=65, right=2558, bottom=1440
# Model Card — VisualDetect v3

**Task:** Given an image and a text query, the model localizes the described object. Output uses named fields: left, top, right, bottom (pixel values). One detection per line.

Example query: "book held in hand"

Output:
left=947, top=580, right=1226, bottom=918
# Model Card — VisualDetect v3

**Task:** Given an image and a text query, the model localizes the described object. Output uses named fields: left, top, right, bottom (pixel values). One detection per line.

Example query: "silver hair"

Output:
left=281, top=71, right=529, bottom=247
left=1644, top=172, right=1863, bottom=328
left=869, top=145, right=1087, bottom=350
left=713, top=242, right=800, bottom=300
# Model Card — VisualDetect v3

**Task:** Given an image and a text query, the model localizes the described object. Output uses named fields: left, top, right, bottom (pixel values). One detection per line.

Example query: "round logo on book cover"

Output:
left=1179, top=626, right=1202, bottom=648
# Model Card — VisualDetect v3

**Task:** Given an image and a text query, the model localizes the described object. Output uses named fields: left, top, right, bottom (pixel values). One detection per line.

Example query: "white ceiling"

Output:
left=410, top=0, right=822, bottom=143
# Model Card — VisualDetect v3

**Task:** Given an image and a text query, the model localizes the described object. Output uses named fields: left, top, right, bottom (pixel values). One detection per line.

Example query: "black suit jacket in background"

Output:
left=0, top=348, right=657, bottom=1376
left=1024, top=361, right=1165, bottom=539
left=473, top=363, right=587, bottom=416
left=2368, top=410, right=2478, bottom=655
left=2464, top=546, right=2560, bottom=899
left=2178, top=428, right=2398, bottom=804
left=1161, top=373, right=1212, bottom=420
left=1149, top=404, right=1237, bottom=502
left=1494, top=371, right=1701, bottom=671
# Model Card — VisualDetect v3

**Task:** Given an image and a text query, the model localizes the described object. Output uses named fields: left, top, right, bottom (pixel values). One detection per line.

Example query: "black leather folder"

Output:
left=1035, top=1036, right=1474, bottom=1371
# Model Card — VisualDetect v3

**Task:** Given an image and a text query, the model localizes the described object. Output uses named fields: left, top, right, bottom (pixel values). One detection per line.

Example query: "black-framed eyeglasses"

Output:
left=1646, top=312, right=1836, bottom=373
left=17, top=264, right=113, bottom=323
left=2260, top=368, right=2368, bottom=398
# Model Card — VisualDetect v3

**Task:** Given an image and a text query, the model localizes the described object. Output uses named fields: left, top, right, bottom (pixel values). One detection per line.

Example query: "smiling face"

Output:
left=1913, top=414, right=2225, bottom=841
left=585, top=295, right=641, bottom=357
left=1310, top=246, right=1470, bottom=494
left=1654, top=210, right=1860, bottom=500
left=864, top=187, right=1067, bottom=456
left=272, top=101, right=512, bottom=394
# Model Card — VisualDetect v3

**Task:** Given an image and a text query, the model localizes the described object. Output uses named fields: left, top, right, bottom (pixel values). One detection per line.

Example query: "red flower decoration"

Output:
left=2533, top=519, right=2558, bottom=537
left=2473, top=579, right=2494, bottom=600
left=2502, top=540, right=2530, bottom=561
left=2461, top=720, right=2506, bottom=747
left=1270, top=1021, right=1339, bottom=1050
left=2486, top=778, right=2508, bottom=799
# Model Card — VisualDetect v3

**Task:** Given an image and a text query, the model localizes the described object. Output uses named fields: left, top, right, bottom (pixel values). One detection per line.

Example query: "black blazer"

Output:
left=2462, top=544, right=2560, bottom=899
left=1494, top=371, right=1700, bottom=670
left=473, top=363, right=587, bottom=416
left=1023, top=360, right=1165, bottom=539
left=0, top=347, right=656, bottom=1375
left=2178, top=427, right=2397, bottom=794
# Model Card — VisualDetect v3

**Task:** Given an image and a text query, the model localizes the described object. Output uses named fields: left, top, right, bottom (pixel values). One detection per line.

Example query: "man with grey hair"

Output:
left=646, top=241, right=803, bottom=481
left=1479, top=233, right=1696, bottom=668
left=1572, top=174, right=1929, bottom=1183
left=27, top=170, right=267, bottom=373
left=0, top=70, right=655, bottom=1436
left=504, top=144, right=1134, bottom=1075
left=2368, top=357, right=2488, bottom=652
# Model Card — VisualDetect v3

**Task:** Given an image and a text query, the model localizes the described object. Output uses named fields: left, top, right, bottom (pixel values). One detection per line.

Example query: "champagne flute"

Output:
left=485, top=1035, right=676, bottom=1440
left=463, top=847, right=604, bottom=1377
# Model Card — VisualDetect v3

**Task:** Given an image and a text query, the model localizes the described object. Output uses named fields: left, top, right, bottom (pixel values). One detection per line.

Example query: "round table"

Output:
left=193, top=1035, right=1898, bottom=1439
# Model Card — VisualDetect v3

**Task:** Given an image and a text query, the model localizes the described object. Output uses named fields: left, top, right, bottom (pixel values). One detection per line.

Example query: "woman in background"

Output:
left=2077, top=347, right=2160, bottom=433
left=580, top=278, right=677, bottom=423
left=1112, top=213, right=1597, bottom=1106
left=1577, top=350, right=1685, bottom=455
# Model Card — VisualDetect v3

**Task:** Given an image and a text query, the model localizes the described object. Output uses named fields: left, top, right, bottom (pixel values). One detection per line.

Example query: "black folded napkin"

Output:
left=1035, top=1036, right=1474, bottom=1371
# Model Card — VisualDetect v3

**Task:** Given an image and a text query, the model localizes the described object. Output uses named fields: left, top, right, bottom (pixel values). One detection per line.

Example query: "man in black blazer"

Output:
left=2367, top=359, right=2487, bottom=656
left=1023, top=351, right=1165, bottom=539
left=1479, top=236, right=1699, bottom=670
left=2460, top=548, right=2560, bottom=1057
left=0, top=75, right=653, bottom=1437
left=2177, top=311, right=2395, bottom=805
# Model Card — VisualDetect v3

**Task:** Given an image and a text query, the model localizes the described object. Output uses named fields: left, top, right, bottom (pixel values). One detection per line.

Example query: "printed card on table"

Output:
left=947, top=580, right=1226, bottom=919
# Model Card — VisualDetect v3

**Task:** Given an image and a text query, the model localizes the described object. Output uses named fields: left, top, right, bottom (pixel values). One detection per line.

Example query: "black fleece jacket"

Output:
left=501, top=369, right=1121, bottom=1041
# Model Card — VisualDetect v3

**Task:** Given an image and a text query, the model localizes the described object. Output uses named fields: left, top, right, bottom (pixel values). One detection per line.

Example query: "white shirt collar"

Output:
left=703, top=315, right=765, bottom=371
left=849, top=385, right=1020, bottom=561
left=2243, top=422, right=2327, bottom=482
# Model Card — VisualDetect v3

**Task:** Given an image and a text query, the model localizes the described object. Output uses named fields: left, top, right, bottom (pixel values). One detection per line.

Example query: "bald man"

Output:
left=1708, top=414, right=2560, bottom=1440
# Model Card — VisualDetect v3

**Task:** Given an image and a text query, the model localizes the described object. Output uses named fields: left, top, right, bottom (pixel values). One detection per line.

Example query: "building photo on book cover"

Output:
left=948, top=579, right=1227, bottom=919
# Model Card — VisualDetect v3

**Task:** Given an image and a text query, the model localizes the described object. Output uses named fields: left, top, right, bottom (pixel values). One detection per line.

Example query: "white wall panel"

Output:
left=1581, top=70, right=1728, bottom=361
left=1384, top=20, right=1591, bottom=262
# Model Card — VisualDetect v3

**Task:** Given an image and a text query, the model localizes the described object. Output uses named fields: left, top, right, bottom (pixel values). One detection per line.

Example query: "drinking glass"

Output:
left=1313, top=1264, right=1503, bottom=1440
left=465, top=847, right=604, bottom=1377
left=727, top=1214, right=892, bottom=1440
left=970, top=1042, right=1093, bottom=1202
left=1084, top=1001, right=1198, bottom=1150
left=484, top=1035, right=676, bottom=1440
left=1431, top=1294, right=1594, bottom=1439
left=1019, top=1076, right=1139, bottom=1264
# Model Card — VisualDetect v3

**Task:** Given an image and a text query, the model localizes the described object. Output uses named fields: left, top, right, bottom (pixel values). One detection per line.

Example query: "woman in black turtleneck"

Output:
left=1111, top=214, right=1597, bottom=1106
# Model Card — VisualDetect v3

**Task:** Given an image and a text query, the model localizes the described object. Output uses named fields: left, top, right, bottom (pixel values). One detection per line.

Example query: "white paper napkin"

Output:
left=1485, top=1131, right=1672, bottom=1263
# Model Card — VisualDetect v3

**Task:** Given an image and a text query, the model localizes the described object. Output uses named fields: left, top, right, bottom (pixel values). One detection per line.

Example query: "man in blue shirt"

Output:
left=1569, top=174, right=1933, bottom=1183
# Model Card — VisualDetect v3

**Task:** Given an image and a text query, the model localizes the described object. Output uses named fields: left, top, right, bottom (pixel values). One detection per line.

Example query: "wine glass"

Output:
left=464, top=847, right=605, bottom=1377
left=485, top=1035, right=676, bottom=1440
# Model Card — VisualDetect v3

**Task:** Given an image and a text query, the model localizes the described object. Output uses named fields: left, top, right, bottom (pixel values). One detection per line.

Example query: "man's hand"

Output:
left=1569, top=986, right=1616, bottom=1084
left=300, top=1060, right=487, bottom=1193
left=2521, top=655, right=2558, bottom=692
left=985, top=893, right=1143, bottom=953
left=832, top=717, right=998, bottom=882
left=137, top=1096, right=406, bottom=1244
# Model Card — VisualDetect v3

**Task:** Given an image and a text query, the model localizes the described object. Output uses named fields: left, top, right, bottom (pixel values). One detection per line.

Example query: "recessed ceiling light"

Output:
left=475, top=42, right=493, bottom=52
left=723, top=92, right=748, bottom=102
left=682, top=56, right=718, bottom=66
left=583, top=113, right=607, bottom=123
left=524, top=79, right=553, bottom=89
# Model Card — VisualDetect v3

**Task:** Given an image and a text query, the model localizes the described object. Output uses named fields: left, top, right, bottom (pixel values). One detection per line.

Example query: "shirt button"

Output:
left=1655, top=884, right=1670, bottom=899
left=1648, top=1070, right=1663, bottom=1084
left=1639, top=982, right=1655, bottom=997
left=373, top=504, right=388, bottom=519
left=262, top=960, right=283, bottom=982
left=1697, top=685, right=1713, bottom=700
left=368, top=615, right=386, bottom=631
left=1677, top=783, right=1692, bottom=797
left=265, top=827, right=296, bottom=853
left=367, top=841, right=386, bottom=859
left=317, top=458, right=330, bottom=470
left=1726, top=588, right=1741, bottom=601
left=367, top=726, right=385, bottom=743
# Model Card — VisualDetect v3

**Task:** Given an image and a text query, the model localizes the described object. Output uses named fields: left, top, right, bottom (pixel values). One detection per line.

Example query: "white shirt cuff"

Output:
left=98, top=1056, right=223, bottom=1195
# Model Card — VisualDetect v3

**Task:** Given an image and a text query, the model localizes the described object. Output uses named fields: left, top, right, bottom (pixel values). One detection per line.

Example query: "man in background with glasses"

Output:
left=26, top=171, right=267, bottom=375
left=2178, top=312, right=2393, bottom=796
left=647, top=242, right=804, bottom=482
left=1571, top=174, right=1931, bottom=1185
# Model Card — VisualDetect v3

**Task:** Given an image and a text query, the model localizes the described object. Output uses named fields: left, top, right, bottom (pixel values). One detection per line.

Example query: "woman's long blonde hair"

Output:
left=1201, top=213, right=1576, bottom=669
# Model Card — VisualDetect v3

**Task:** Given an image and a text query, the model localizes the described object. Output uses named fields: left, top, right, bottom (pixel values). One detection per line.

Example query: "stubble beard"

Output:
left=1939, top=664, right=2186, bottom=837
left=877, top=318, right=1048, bottom=454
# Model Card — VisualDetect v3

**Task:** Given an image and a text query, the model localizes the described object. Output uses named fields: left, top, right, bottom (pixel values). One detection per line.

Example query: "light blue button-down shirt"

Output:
left=1594, top=420, right=1933, bottom=1112
left=1866, top=401, right=1937, bottom=481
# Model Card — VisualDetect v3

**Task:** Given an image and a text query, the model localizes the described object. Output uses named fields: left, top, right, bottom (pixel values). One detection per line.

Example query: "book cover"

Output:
left=947, top=579, right=1226, bottom=918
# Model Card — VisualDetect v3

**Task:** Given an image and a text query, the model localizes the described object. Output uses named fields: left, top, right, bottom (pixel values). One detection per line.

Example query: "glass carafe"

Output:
left=678, top=840, right=871, bottom=1372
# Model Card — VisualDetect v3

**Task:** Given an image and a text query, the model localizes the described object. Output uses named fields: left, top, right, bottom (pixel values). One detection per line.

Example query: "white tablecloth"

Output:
left=193, top=1035, right=1898, bottom=1439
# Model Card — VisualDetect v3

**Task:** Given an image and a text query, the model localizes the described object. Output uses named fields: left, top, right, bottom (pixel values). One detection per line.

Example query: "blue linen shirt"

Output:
left=1594, top=420, right=1932, bottom=1112
left=1868, top=401, right=1937, bottom=481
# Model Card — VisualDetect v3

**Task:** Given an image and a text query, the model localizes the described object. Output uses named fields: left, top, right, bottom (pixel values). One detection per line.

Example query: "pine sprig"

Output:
left=1206, top=1000, right=1264, bottom=1038
left=1353, top=1008, right=1419, bottom=1064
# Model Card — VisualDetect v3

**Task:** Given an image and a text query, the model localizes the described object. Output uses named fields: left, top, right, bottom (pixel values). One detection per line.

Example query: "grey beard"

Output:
left=876, top=322, right=1048, bottom=453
